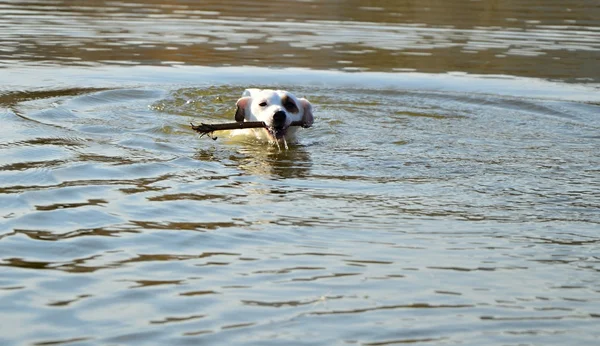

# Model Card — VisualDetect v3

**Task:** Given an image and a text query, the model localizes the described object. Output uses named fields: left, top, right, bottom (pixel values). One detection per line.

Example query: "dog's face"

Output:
left=235, top=89, right=313, bottom=141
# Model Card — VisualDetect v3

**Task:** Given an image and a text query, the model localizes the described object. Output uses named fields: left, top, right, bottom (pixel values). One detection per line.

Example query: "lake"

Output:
left=1, top=1, right=599, bottom=345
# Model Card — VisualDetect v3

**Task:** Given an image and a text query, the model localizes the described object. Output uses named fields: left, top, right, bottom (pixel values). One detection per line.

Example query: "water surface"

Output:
left=1, top=1, right=599, bottom=345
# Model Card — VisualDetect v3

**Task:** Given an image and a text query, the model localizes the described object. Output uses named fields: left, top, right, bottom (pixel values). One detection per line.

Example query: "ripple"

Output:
left=364, top=338, right=444, bottom=346
left=179, top=290, right=219, bottom=297
left=309, top=303, right=476, bottom=316
left=150, top=314, right=206, bottom=325
left=32, top=337, right=92, bottom=346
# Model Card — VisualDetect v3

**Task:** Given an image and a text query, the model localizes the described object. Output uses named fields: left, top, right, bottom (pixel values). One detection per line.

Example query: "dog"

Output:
left=234, top=89, right=313, bottom=145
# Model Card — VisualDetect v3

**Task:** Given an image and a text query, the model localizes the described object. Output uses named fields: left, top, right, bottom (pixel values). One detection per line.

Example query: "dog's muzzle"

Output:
left=270, top=110, right=287, bottom=139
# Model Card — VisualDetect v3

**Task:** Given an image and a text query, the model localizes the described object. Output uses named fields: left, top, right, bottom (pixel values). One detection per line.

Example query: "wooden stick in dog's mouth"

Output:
left=191, top=121, right=308, bottom=140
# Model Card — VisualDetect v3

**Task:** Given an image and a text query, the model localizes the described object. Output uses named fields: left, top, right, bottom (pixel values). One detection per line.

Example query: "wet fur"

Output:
left=233, top=89, right=313, bottom=144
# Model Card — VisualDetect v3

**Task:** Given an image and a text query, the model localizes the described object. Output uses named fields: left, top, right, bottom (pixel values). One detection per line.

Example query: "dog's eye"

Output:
left=259, top=101, right=267, bottom=107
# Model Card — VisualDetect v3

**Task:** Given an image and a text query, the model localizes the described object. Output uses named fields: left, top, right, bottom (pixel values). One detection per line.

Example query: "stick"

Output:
left=191, top=120, right=308, bottom=139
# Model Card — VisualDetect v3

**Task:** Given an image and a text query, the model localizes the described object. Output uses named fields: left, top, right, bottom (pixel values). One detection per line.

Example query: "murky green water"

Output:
left=1, top=1, right=599, bottom=345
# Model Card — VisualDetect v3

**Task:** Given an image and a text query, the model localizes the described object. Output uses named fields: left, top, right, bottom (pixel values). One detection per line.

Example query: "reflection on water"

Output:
left=234, top=144, right=312, bottom=179
left=1, top=0, right=599, bottom=82
left=1, top=0, right=600, bottom=345
left=194, top=144, right=312, bottom=179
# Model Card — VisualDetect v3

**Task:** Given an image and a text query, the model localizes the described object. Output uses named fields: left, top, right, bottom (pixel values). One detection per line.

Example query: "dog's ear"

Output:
left=299, top=98, right=314, bottom=128
left=235, top=96, right=251, bottom=122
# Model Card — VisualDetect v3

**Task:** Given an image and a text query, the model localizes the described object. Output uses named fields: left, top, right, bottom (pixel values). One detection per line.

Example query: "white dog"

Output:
left=234, top=88, right=313, bottom=146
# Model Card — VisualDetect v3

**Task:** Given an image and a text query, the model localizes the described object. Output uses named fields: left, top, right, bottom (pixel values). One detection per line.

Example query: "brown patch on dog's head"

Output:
left=281, top=94, right=299, bottom=114
left=235, top=96, right=251, bottom=122
left=299, top=98, right=313, bottom=127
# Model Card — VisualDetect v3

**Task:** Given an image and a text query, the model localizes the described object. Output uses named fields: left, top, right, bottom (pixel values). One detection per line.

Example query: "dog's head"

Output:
left=234, top=89, right=313, bottom=140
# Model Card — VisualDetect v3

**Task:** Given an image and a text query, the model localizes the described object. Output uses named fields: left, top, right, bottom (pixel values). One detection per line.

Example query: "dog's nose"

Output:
left=273, top=110, right=286, bottom=128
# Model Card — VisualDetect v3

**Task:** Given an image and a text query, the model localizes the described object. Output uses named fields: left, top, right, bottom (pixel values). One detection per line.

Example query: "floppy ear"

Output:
left=299, top=98, right=314, bottom=128
left=235, top=96, right=251, bottom=122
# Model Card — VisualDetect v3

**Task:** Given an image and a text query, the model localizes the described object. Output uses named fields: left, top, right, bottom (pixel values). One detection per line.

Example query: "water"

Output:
left=1, top=1, right=600, bottom=345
